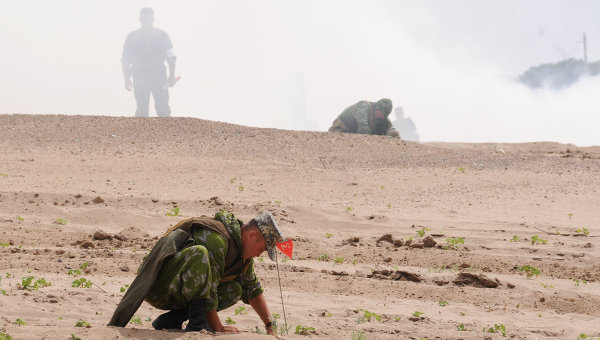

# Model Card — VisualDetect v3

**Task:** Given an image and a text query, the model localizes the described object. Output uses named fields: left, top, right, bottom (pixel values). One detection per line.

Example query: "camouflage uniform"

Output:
left=145, top=227, right=263, bottom=312
left=328, top=98, right=400, bottom=137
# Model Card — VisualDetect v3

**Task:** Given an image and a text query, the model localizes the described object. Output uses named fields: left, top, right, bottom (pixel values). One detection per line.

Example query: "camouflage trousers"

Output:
left=145, top=245, right=242, bottom=311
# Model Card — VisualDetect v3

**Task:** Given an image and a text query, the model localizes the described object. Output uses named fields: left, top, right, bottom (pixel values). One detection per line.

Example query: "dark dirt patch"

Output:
left=367, top=270, right=422, bottom=282
left=453, top=273, right=498, bottom=288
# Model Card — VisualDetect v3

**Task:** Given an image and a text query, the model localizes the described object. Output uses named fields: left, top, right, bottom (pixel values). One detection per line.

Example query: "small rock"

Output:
left=81, top=241, right=95, bottom=249
left=55, top=250, right=65, bottom=255
left=74, top=194, right=82, bottom=198
left=393, top=239, right=404, bottom=247
left=93, top=230, right=111, bottom=240
left=377, top=234, right=394, bottom=244
left=49, top=299, right=59, bottom=303
left=92, top=196, right=105, bottom=204
left=507, top=283, right=515, bottom=289
left=383, top=257, right=392, bottom=263
left=422, top=236, right=436, bottom=248
left=409, top=243, right=424, bottom=249
left=120, top=266, right=129, bottom=272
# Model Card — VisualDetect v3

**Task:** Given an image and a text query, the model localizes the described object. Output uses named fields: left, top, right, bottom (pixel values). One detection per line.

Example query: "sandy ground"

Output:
left=1, top=114, right=600, bottom=340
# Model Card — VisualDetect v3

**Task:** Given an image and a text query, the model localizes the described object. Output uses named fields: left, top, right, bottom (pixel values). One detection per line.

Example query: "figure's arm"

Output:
left=249, top=293, right=275, bottom=335
left=165, top=32, right=177, bottom=86
left=166, top=56, right=176, bottom=85
left=121, top=35, right=132, bottom=91
left=355, top=102, right=372, bottom=134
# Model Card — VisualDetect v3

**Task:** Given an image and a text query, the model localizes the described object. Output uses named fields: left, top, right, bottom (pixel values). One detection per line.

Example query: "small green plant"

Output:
left=509, top=235, right=520, bottom=242
left=568, top=213, right=573, bottom=219
left=274, top=200, right=281, bottom=205
left=517, top=265, right=540, bottom=278
left=72, top=278, right=93, bottom=288
left=352, top=259, right=358, bottom=265
left=325, top=312, right=333, bottom=317
left=458, top=167, right=466, bottom=173
left=394, top=316, right=401, bottom=322
left=540, top=283, right=554, bottom=288
left=75, top=320, right=90, bottom=328
left=237, top=185, right=245, bottom=192
left=17, top=276, right=52, bottom=290
left=530, top=235, right=547, bottom=245
left=412, top=311, right=424, bottom=318
left=439, top=300, right=448, bottom=307
left=234, top=306, right=247, bottom=315
left=225, top=317, right=236, bottom=325
left=445, top=237, right=464, bottom=250
left=578, top=334, right=590, bottom=339
left=0, top=328, right=13, bottom=340
left=457, top=324, right=466, bottom=331
left=68, top=269, right=81, bottom=277
left=537, top=313, right=542, bottom=317
left=295, top=324, right=315, bottom=335
left=334, top=257, right=344, bottom=264
left=5, top=273, right=11, bottom=279
left=416, top=227, right=430, bottom=237
left=55, top=218, right=68, bottom=225
left=576, top=228, right=589, bottom=236
left=70, top=334, right=81, bottom=340
left=386, top=203, right=392, bottom=209
left=129, top=316, right=143, bottom=325
left=352, top=330, right=366, bottom=340
left=485, top=323, right=507, bottom=336
left=79, top=262, right=89, bottom=270
left=359, top=310, right=381, bottom=322
left=318, top=253, right=329, bottom=262
left=166, top=207, right=180, bottom=216
left=0, top=242, right=9, bottom=248
left=120, top=284, right=130, bottom=293
left=573, top=279, right=588, bottom=287
left=325, top=233, right=333, bottom=239
left=14, top=319, right=26, bottom=326
left=16, top=216, right=24, bottom=222
left=229, top=177, right=237, bottom=184
left=345, top=206, right=353, bottom=212
left=258, top=257, right=264, bottom=263
left=1, top=290, right=6, bottom=295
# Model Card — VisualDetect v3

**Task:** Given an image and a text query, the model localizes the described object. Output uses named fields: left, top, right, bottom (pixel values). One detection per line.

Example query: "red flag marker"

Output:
left=277, top=240, right=294, bottom=259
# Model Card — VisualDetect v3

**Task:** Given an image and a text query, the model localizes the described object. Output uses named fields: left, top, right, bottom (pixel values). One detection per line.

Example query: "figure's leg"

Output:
left=152, top=84, right=171, bottom=117
left=152, top=309, right=187, bottom=330
left=133, top=79, right=151, bottom=117
left=216, top=280, right=242, bottom=311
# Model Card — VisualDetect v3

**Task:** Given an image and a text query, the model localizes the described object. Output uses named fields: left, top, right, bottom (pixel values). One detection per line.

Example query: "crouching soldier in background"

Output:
left=108, top=210, right=285, bottom=335
left=329, top=98, right=400, bottom=138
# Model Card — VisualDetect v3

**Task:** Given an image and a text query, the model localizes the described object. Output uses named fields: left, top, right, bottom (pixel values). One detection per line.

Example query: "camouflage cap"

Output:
left=376, top=98, right=393, bottom=116
left=254, top=211, right=285, bottom=261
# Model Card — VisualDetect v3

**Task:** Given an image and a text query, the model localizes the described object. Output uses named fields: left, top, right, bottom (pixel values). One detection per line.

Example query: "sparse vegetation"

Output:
left=129, top=316, right=143, bottom=325
left=458, top=167, right=466, bottom=173
left=352, top=330, right=366, bottom=340
left=70, top=334, right=81, bottom=340
left=457, top=324, right=466, bottom=331
left=295, top=324, right=315, bottom=335
left=416, top=227, right=430, bottom=237
left=0, top=328, right=12, bottom=340
left=345, top=206, right=353, bottom=212
left=318, top=253, right=329, bottom=262
left=445, top=237, right=464, bottom=250
left=54, top=218, right=68, bottom=225
left=485, top=323, right=507, bottom=336
left=120, top=284, right=129, bottom=293
left=517, top=265, right=540, bottom=278
left=72, top=278, right=93, bottom=288
left=225, top=317, right=236, bottom=325
left=540, top=283, right=554, bottom=288
left=576, top=227, right=589, bottom=236
left=17, top=276, right=52, bottom=290
left=510, top=235, right=520, bottom=242
left=439, top=301, right=448, bottom=307
left=573, top=279, right=588, bottom=287
left=325, top=233, right=333, bottom=238
left=238, top=185, right=245, bottom=192
left=358, top=310, right=381, bottom=323
left=530, top=235, right=548, bottom=245
left=274, top=200, right=281, bottom=205
left=166, top=207, right=180, bottom=216
left=234, top=306, right=247, bottom=315
left=16, top=216, right=24, bottom=222
left=0, top=242, right=9, bottom=248
left=75, top=320, right=90, bottom=328
left=412, top=311, right=424, bottom=318
left=14, top=319, right=25, bottom=326
left=334, top=257, right=344, bottom=264
left=68, top=269, right=81, bottom=276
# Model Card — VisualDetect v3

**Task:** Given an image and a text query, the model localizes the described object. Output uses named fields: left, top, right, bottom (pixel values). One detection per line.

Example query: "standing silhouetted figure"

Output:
left=122, top=8, right=176, bottom=117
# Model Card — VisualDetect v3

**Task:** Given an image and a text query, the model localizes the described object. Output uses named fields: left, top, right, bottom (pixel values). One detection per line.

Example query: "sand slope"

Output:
left=1, top=114, right=599, bottom=339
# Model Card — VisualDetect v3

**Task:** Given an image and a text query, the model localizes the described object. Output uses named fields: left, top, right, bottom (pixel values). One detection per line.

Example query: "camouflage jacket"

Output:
left=329, top=101, right=395, bottom=136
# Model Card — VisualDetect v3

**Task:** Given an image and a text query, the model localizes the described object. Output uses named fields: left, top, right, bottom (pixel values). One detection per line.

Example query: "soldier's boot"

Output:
left=152, top=309, right=188, bottom=330
left=184, top=299, right=213, bottom=332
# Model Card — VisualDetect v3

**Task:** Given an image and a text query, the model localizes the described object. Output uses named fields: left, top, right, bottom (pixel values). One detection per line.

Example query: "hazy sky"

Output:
left=1, top=1, right=599, bottom=145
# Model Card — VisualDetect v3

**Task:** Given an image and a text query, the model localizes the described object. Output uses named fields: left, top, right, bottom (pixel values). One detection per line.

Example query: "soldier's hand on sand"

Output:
left=221, top=325, right=240, bottom=333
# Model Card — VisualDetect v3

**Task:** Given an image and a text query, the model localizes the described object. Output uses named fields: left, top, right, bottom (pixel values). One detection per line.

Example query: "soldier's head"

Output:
left=241, top=212, right=285, bottom=261
left=139, top=7, right=154, bottom=28
left=374, top=98, right=393, bottom=118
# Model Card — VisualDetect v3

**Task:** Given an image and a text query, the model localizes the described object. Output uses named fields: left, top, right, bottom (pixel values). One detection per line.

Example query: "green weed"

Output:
left=509, top=235, right=520, bottom=242
left=17, top=276, right=52, bottom=290
left=485, top=323, right=507, bottom=336
left=120, top=284, right=129, bottom=293
left=258, top=257, right=264, bottom=263
left=238, top=185, right=245, bottom=192
left=318, top=253, right=329, bottom=262
left=458, top=167, right=466, bottom=173
left=540, top=283, right=553, bottom=288
left=55, top=218, right=68, bottom=225
left=386, top=203, right=392, bottom=209
left=445, top=237, right=464, bottom=250
left=75, top=320, right=90, bottom=328
left=345, top=206, right=353, bottom=212
left=225, top=317, right=236, bottom=325
left=0, top=328, right=12, bottom=340
left=234, top=306, right=247, bottom=315
left=129, top=316, right=143, bottom=325
left=517, top=265, right=540, bottom=278
left=530, top=235, right=547, bottom=245
left=229, top=177, right=237, bottom=184
left=325, top=233, right=333, bottom=239
left=68, top=269, right=81, bottom=277
left=0, top=243, right=9, bottom=248
left=576, top=228, right=589, bottom=236
left=359, top=310, right=381, bottom=322
left=439, top=301, right=448, bottom=307
left=412, top=311, right=424, bottom=318
left=16, top=216, right=24, bottom=222
left=573, top=279, right=588, bottom=287
left=457, top=324, right=466, bottom=331
left=578, top=334, right=590, bottom=339
left=416, top=227, right=430, bottom=237
left=334, top=257, right=344, bottom=264
left=72, top=278, right=93, bottom=288
left=295, top=325, right=315, bottom=335
left=568, top=213, right=573, bottom=219
left=166, top=207, right=180, bottom=216
left=70, top=334, right=81, bottom=340
left=352, top=330, right=366, bottom=340
left=14, top=319, right=25, bottom=326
